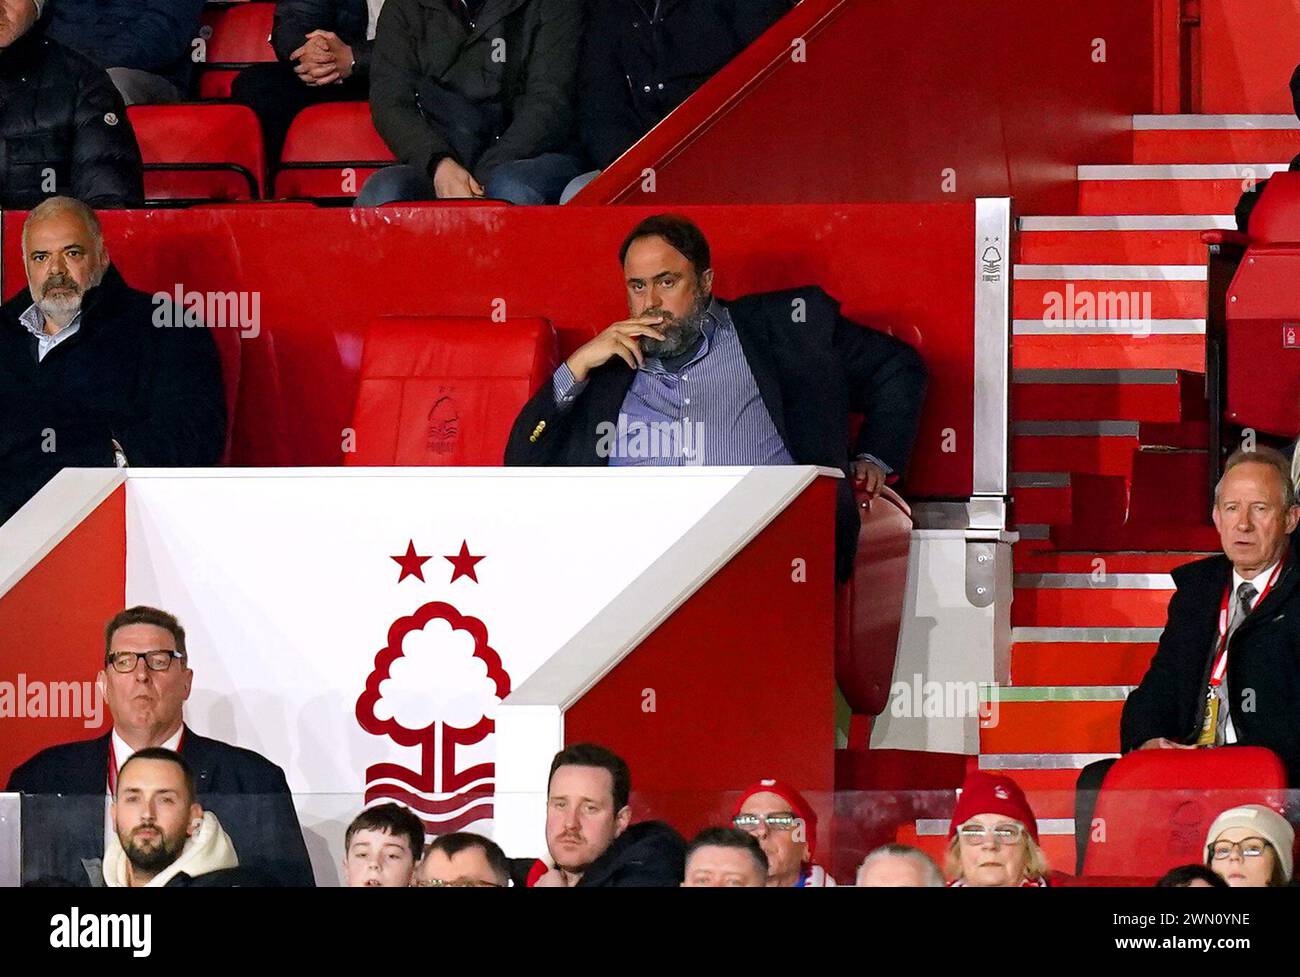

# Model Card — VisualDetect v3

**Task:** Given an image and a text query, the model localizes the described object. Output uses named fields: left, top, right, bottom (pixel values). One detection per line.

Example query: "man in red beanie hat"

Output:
left=946, top=772, right=1049, bottom=887
left=731, top=779, right=835, bottom=887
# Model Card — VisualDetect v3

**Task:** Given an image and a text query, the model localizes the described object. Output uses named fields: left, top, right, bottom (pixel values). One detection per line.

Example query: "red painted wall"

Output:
left=0, top=489, right=125, bottom=786
left=3, top=203, right=979, bottom=498
left=578, top=0, right=1156, bottom=214
left=1198, top=0, right=1300, bottom=114
left=565, top=477, right=837, bottom=841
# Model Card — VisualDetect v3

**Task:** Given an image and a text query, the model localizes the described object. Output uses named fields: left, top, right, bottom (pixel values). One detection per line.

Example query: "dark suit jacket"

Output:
left=504, top=286, right=928, bottom=580
left=273, top=0, right=374, bottom=75
left=1120, top=551, right=1300, bottom=784
left=6, top=727, right=315, bottom=886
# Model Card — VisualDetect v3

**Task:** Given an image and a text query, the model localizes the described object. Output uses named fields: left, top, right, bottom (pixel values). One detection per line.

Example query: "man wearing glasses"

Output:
left=731, top=779, right=835, bottom=887
left=6, top=605, right=314, bottom=886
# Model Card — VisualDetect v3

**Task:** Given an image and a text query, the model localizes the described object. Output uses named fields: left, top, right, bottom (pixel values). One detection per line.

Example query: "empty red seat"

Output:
left=128, top=104, right=266, bottom=203
left=346, top=317, right=557, bottom=466
left=1206, top=172, right=1300, bottom=440
left=274, top=102, right=396, bottom=200
left=1081, top=747, right=1287, bottom=877
left=196, top=2, right=275, bottom=99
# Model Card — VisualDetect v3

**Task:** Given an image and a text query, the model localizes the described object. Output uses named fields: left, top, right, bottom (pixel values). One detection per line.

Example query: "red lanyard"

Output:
left=1210, top=561, right=1284, bottom=687
left=108, top=727, right=185, bottom=795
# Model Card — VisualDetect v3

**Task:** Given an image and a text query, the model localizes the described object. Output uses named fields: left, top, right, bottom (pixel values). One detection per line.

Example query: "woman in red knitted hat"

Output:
left=945, top=772, right=1049, bottom=887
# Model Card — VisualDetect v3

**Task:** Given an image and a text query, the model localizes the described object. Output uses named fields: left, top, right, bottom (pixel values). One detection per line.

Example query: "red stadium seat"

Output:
left=1208, top=172, right=1300, bottom=443
left=274, top=103, right=396, bottom=201
left=1081, top=747, right=1288, bottom=877
left=837, top=486, right=912, bottom=722
left=345, top=316, right=557, bottom=466
left=196, top=2, right=275, bottom=99
left=128, top=104, right=266, bottom=204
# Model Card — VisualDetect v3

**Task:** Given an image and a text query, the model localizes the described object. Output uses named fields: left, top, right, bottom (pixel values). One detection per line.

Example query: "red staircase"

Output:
left=993, top=110, right=1300, bottom=868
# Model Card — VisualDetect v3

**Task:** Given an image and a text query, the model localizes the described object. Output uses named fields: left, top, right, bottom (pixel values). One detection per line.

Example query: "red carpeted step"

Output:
left=1012, top=639, right=1159, bottom=686
left=981, top=698, right=1125, bottom=754
left=1012, top=369, right=1201, bottom=423
left=1127, top=450, right=1210, bottom=526
left=1067, top=472, right=1130, bottom=528
left=1051, top=523, right=1221, bottom=552
left=1012, top=550, right=1206, bottom=574
left=1013, top=278, right=1207, bottom=320
left=1011, top=587, right=1172, bottom=628
left=1012, top=423, right=1138, bottom=478
left=1012, top=481, right=1072, bottom=525
left=1078, top=164, right=1291, bottom=215
left=1017, top=228, right=1211, bottom=265
left=1012, top=335, right=1205, bottom=371
left=1132, top=116, right=1300, bottom=165
left=1138, top=421, right=1210, bottom=449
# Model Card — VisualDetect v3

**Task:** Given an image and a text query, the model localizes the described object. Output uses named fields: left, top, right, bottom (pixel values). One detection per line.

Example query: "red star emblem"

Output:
left=444, top=540, right=485, bottom=584
left=390, top=540, right=431, bottom=583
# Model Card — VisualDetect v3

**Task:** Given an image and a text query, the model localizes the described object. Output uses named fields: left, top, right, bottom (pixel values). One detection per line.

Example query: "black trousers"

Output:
left=230, top=61, right=370, bottom=171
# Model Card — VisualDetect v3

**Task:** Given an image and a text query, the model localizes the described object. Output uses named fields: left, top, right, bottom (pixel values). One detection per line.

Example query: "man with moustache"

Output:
left=0, top=197, right=225, bottom=524
left=504, top=214, right=927, bottom=581
left=526, top=742, right=685, bottom=887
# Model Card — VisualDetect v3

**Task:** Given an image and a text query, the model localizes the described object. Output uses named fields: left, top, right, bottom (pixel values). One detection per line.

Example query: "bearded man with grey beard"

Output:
left=505, top=213, right=928, bottom=581
left=0, top=196, right=225, bottom=525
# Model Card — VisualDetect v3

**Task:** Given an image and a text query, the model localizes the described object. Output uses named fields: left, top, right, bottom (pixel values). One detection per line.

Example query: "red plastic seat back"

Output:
left=196, top=2, right=276, bottom=99
left=1082, top=747, right=1287, bottom=877
left=836, top=486, right=913, bottom=717
left=128, top=104, right=265, bottom=202
left=275, top=102, right=395, bottom=200
left=346, top=317, right=556, bottom=466
left=1248, top=171, right=1300, bottom=244
left=1223, top=171, right=1300, bottom=437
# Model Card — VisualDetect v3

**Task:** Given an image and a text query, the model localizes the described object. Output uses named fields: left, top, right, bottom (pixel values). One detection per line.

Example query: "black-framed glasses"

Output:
left=1208, top=838, right=1271, bottom=860
left=415, top=878, right=503, bottom=888
left=105, top=650, right=186, bottom=673
left=956, top=822, right=1025, bottom=846
left=732, top=812, right=800, bottom=833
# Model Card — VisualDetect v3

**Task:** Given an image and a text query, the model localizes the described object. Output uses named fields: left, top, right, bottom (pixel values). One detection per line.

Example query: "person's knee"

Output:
left=355, top=165, right=432, bottom=207
left=230, top=62, right=290, bottom=107
left=560, top=169, right=600, bottom=204
left=484, top=164, right=546, bottom=206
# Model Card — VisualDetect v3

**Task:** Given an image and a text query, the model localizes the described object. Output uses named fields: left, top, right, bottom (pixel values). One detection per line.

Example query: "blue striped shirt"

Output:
left=553, top=299, right=794, bottom=466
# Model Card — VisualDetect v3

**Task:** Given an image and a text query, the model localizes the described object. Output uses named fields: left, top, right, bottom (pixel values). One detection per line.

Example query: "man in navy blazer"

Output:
left=6, top=606, right=314, bottom=886
left=504, top=214, right=928, bottom=581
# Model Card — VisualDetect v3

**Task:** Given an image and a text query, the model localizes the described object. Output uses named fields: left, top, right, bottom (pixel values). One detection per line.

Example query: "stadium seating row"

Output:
left=130, top=102, right=396, bottom=205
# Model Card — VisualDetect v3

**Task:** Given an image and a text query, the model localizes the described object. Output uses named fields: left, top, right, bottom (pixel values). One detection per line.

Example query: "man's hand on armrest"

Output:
left=851, top=456, right=890, bottom=497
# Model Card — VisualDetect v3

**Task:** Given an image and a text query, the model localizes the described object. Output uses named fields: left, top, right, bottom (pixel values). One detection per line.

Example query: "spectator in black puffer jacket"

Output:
left=0, top=1, right=144, bottom=209
left=232, top=0, right=380, bottom=168
left=45, top=0, right=207, bottom=105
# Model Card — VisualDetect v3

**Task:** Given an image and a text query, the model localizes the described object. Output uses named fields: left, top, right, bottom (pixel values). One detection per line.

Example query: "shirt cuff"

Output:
left=854, top=453, right=893, bottom=475
left=552, top=362, right=588, bottom=410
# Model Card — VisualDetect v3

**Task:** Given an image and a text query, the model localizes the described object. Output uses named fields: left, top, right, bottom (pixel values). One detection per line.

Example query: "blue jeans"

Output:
left=355, top=154, right=585, bottom=207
